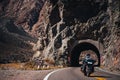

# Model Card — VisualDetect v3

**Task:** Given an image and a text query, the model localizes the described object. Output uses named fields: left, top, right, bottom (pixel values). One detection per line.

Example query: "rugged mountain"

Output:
left=0, top=0, right=120, bottom=72
left=0, top=0, right=45, bottom=63
left=32, top=0, right=120, bottom=71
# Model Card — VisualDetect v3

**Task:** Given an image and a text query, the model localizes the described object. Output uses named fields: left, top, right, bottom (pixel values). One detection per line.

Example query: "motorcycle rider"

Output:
left=81, top=53, right=95, bottom=75
left=84, top=54, right=92, bottom=61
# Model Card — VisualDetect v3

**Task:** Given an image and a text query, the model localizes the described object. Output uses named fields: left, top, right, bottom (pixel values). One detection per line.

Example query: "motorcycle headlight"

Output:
left=87, top=62, right=93, bottom=64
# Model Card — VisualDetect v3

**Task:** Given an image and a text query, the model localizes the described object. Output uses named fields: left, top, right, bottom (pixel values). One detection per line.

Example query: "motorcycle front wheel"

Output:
left=86, top=66, right=90, bottom=77
left=86, top=72, right=90, bottom=77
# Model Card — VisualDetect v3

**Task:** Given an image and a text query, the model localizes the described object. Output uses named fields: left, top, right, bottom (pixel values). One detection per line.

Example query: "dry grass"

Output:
left=0, top=62, right=66, bottom=70
left=0, top=63, right=24, bottom=70
left=24, top=61, right=66, bottom=70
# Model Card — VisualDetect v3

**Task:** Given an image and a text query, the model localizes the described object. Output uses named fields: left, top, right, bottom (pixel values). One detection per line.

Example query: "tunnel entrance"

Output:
left=70, top=42, right=100, bottom=67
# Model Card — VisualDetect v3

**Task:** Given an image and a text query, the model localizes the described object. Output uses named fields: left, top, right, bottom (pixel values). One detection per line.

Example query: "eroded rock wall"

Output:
left=0, top=0, right=45, bottom=63
left=0, top=0, right=119, bottom=72
left=32, top=0, right=120, bottom=71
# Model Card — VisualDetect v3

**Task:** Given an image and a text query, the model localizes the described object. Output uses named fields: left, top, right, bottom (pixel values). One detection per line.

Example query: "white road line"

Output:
left=43, top=69, right=64, bottom=80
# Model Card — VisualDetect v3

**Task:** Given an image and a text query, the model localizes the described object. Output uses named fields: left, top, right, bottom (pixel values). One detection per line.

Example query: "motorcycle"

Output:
left=81, top=59, right=95, bottom=77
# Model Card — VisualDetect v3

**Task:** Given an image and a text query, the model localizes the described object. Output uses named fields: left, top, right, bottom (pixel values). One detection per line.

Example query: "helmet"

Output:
left=86, top=54, right=90, bottom=57
left=85, top=54, right=91, bottom=59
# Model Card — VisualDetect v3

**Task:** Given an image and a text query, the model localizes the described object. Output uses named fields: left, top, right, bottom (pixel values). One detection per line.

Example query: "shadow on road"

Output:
left=90, top=75, right=111, bottom=78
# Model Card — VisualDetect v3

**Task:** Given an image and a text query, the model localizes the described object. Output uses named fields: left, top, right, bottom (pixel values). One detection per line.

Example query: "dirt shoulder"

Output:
left=0, top=69, right=52, bottom=80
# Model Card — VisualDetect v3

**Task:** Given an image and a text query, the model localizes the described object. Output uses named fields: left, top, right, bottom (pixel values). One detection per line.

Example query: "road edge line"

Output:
left=43, top=68, right=65, bottom=80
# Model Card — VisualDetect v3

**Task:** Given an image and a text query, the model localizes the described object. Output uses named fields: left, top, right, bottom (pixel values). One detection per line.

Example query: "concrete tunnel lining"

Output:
left=70, top=42, right=101, bottom=67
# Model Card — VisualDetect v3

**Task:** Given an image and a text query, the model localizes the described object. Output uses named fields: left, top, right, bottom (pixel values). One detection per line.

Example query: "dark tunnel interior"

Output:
left=70, top=42, right=100, bottom=67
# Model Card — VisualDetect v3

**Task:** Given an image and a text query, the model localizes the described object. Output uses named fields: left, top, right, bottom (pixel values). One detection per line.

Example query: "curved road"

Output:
left=44, top=67, right=120, bottom=80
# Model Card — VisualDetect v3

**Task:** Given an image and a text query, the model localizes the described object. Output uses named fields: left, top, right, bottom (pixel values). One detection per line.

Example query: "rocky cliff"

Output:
left=0, top=0, right=45, bottom=63
left=0, top=0, right=120, bottom=72
left=32, top=0, right=120, bottom=71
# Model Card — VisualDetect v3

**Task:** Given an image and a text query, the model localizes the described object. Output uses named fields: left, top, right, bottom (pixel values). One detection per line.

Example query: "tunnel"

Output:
left=70, top=42, right=100, bottom=67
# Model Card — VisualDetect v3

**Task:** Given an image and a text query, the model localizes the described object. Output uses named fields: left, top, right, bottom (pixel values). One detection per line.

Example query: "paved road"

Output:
left=44, top=67, right=120, bottom=80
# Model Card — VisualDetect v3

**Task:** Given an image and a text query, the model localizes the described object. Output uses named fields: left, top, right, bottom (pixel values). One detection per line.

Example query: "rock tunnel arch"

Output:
left=70, top=39, right=103, bottom=67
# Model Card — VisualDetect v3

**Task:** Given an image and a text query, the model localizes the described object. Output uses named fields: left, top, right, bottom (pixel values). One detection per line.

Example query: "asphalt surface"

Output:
left=44, top=67, right=120, bottom=80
